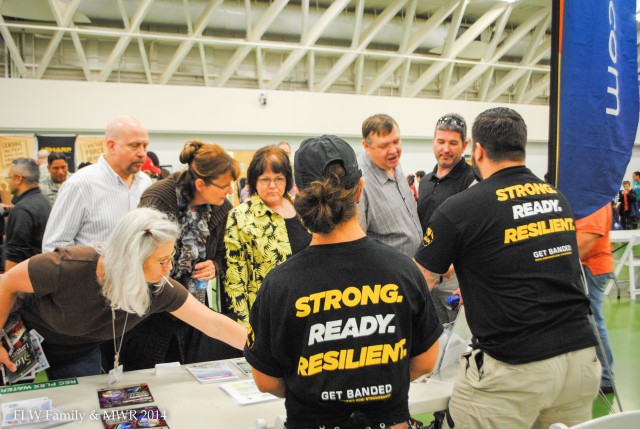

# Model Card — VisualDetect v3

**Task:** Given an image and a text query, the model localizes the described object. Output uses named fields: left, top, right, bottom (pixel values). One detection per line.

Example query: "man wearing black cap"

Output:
left=246, top=135, right=442, bottom=429
left=357, top=114, right=422, bottom=258
left=418, top=113, right=475, bottom=323
left=414, top=108, right=599, bottom=428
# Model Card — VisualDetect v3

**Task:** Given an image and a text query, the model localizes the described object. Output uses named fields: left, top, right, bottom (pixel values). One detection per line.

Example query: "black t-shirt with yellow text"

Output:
left=414, top=166, right=596, bottom=364
left=245, top=237, right=442, bottom=428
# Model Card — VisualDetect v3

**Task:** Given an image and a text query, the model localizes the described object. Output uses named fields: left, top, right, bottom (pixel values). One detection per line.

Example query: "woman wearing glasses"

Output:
left=117, top=141, right=242, bottom=369
left=0, top=208, right=246, bottom=380
left=225, top=145, right=311, bottom=327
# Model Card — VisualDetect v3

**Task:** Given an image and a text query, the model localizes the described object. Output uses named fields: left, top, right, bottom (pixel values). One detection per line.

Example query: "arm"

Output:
left=251, top=368, right=286, bottom=397
left=41, top=181, right=86, bottom=252
left=576, top=231, right=600, bottom=260
left=414, top=259, right=441, bottom=290
left=170, top=294, right=247, bottom=350
left=409, top=340, right=440, bottom=381
left=0, top=261, right=36, bottom=371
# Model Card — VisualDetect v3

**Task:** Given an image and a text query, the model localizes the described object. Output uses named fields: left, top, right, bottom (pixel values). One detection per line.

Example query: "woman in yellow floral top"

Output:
left=225, top=146, right=311, bottom=327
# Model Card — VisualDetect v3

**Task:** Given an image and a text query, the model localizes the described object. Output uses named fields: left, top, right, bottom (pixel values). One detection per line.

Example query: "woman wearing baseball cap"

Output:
left=244, top=135, right=443, bottom=429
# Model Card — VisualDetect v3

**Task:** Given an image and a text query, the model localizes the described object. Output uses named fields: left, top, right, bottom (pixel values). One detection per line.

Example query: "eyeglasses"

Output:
left=154, top=250, right=176, bottom=269
left=437, top=116, right=466, bottom=129
left=208, top=181, right=233, bottom=192
left=257, top=177, right=287, bottom=186
left=7, top=175, right=22, bottom=181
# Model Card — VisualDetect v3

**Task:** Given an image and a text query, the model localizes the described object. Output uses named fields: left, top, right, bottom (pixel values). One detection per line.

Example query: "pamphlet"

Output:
left=97, top=383, right=154, bottom=409
left=219, top=380, right=280, bottom=406
left=101, top=405, right=169, bottom=429
left=185, top=361, right=238, bottom=384
left=229, top=358, right=252, bottom=377
left=1, top=316, right=38, bottom=385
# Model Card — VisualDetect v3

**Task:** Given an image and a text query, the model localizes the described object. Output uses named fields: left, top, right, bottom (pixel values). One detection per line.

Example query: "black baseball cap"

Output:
left=294, top=135, right=362, bottom=191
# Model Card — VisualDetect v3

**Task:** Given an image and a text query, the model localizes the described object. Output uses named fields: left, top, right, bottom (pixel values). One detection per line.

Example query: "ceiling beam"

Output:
left=514, top=14, right=551, bottom=102
left=447, top=4, right=513, bottom=100
left=98, top=0, right=154, bottom=82
left=36, top=0, right=82, bottom=79
left=478, top=6, right=550, bottom=100
left=486, top=38, right=550, bottom=102
left=439, top=0, right=468, bottom=97
left=214, top=0, right=289, bottom=87
left=137, top=38, right=153, bottom=84
left=0, top=0, right=29, bottom=78
left=399, top=0, right=418, bottom=96
left=121, top=0, right=152, bottom=84
left=521, top=73, right=550, bottom=104
left=160, top=0, right=223, bottom=84
left=255, top=46, right=264, bottom=88
left=308, top=50, right=315, bottom=91
left=267, top=0, right=350, bottom=90
left=407, top=1, right=506, bottom=98
left=354, top=54, right=364, bottom=94
left=364, top=0, right=461, bottom=95
left=316, top=0, right=407, bottom=93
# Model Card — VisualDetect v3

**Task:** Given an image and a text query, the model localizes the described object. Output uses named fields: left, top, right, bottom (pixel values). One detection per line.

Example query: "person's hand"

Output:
left=452, top=288, right=463, bottom=306
left=0, top=346, right=16, bottom=373
left=194, top=259, right=216, bottom=281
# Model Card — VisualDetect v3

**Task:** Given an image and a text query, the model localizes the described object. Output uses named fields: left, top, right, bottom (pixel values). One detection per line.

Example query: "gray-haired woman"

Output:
left=0, top=207, right=246, bottom=380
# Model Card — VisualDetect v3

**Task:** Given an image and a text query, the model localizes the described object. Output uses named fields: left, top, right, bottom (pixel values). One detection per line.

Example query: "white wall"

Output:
left=0, top=78, right=638, bottom=185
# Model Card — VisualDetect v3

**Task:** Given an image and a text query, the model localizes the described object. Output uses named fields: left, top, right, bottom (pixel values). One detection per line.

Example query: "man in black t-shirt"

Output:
left=417, top=113, right=475, bottom=323
left=414, top=108, right=599, bottom=429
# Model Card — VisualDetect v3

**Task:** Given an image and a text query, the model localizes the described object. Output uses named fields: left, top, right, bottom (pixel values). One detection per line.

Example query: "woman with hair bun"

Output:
left=244, top=135, right=442, bottom=429
left=0, top=208, right=245, bottom=380
left=118, top=140, right=243, bottom=370
left=224, top=145, right=310, bottom=327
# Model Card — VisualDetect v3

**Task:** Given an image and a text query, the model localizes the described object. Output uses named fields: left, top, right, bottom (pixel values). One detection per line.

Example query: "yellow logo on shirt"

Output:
left=423, top=228, right=434, bottom=247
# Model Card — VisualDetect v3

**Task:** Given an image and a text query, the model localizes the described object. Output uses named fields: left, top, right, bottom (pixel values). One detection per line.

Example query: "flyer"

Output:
left=101, top=405, right=169, bottom=429
left=97, top=384, right=154, bottom=409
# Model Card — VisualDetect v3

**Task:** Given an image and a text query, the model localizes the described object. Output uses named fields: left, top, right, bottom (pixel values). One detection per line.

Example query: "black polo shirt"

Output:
left=417, top=159, right=475, bottom=233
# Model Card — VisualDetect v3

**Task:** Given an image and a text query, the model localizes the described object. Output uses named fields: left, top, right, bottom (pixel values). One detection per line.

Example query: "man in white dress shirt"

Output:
left=42, top=116, right=152, bottom=252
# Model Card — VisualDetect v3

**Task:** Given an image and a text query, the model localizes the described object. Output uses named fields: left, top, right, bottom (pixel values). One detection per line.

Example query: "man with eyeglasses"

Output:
left=42, top=116, right=152, bottom=252
left=417, top=113, right=475, bottom=323
left=357, top=114, right=422, bottom=258
left=4, top=158, right=51, bottom=271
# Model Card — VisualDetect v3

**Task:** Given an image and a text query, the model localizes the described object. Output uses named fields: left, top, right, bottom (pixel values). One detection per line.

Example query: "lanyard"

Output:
left=111, top=308, right=129, bottom=368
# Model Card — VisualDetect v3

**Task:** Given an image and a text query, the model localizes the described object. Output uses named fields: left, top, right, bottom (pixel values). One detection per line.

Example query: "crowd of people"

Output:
left=0, top=108, right=617, bottom=429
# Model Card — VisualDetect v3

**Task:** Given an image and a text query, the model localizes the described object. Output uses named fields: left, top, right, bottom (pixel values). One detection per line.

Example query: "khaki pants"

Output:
left=445, top=347, right=600, bottom=429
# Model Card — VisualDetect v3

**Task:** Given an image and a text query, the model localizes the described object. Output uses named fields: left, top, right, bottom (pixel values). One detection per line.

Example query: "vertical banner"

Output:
left=36, top=135, right=77, bottom=172
left=549, top=0, right=639, bottom=220
left=0, top=135, right=35, bottom=204
left=76, top=136, right=105, bottom=165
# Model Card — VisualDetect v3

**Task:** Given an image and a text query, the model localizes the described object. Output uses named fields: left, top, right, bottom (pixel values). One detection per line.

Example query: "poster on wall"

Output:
left=0, top=135, right=35, bottom=204
left=76, top=137, right=105, bottom=166
left=36, top=135, right=77, bottom=172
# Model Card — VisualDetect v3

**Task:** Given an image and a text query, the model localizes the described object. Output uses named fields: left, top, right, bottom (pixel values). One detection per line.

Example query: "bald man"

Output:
left=42, top=116, right=152, bottom=252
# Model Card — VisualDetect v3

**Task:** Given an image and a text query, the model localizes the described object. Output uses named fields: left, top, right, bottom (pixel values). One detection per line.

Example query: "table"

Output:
left=0, top=362, right=454, bottom=429
left=607, top=230, right=640, bottom=300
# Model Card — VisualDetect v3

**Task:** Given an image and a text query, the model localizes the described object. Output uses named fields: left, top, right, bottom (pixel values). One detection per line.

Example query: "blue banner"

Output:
left=556, top=0, right=638, bottom=219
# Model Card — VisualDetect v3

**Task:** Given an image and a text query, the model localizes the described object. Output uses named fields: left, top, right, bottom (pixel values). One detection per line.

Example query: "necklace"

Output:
left=111, top=308, right=129, bottom=368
